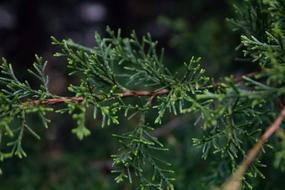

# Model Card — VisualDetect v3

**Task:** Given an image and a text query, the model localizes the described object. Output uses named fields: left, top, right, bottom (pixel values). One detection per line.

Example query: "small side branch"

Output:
left=152, top=115, right=190, bottom=137
left=234, top=71, right=258, bottom=83
left=222, top=107, right=285, bottom=190
left=121, top=88, right=169, bottom=98
left=30, top=97, right=84, bottom=105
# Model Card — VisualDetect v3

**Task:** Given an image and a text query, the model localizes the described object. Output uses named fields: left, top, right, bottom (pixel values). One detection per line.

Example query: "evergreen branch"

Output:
left=22, top=70, right=259, bottom=107
left=222, top=107, right=285, bottom=190
left=1, top=2, right=285, bottom=187
left=111, top=114, right=175, bottom=189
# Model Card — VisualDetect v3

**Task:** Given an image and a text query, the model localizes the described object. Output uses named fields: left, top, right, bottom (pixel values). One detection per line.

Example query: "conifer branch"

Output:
left=1, top=1, right=285, bottom=188
left=222, top=107, right=285, bottom=190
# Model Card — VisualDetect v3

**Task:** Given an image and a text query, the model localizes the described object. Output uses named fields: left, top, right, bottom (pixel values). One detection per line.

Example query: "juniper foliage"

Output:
left=0, top=0, right=285, bottom=189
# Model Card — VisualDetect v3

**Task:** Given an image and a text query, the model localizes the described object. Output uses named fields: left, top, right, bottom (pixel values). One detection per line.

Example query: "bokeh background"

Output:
left=0, top=0, right=263, bottom=189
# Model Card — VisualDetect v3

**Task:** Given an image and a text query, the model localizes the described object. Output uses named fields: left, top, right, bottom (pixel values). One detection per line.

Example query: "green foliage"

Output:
left=1, top=0, right=285, bottom=189
left=0, top=57, right=53, bottom=161
left=112, top=115, right=174, bottom=190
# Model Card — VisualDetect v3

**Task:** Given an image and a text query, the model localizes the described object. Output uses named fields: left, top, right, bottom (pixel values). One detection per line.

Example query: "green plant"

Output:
left=1, top=0, right=285, bottom=189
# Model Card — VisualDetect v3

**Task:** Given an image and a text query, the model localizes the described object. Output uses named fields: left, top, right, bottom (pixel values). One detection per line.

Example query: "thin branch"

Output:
left=152, top=115, right=190, bottom=137
left=25, top=89, right=170, bottom=106
left=121, top=88, right=169, bottom=98
left=234, top=71, right=258, bottom=83
left=29, top=96, right=84, bottom=105
left=222, top=107, right=285, bottom=190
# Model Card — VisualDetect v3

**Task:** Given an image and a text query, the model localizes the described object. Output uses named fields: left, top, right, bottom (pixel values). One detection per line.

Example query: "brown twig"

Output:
left=30, top=96, right=84, bottom=105
left=26, top=88, right=170, bottom=106
left=222, top=107, right=285, bottom=190
left=234, top=71, right=258, bottom=83
left=152, top=115, right=190, bottom=137
left=121, top=88, right=169, bottom=98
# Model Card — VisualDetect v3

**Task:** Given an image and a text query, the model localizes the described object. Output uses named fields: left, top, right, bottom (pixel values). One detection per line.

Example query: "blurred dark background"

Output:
left=0, top=0, right=246, bottom=189
left=0, top=0, right=238, bottom=74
